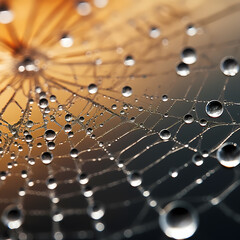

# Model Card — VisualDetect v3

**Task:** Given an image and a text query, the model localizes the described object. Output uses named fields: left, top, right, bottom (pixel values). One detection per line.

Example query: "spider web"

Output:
left=0, top=0, right=240, bottom=239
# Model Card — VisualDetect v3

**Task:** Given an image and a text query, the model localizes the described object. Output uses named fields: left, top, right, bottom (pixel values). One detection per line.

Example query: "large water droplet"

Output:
left=70, top=148, right=79, bottom=158
left=205, top=100, right=223, bottom=118
left=184, top=114, right=194, bottom=124
left=217, top=142, right=240, bottom=168
left=39, top=98, right=49, bottom=109
left=122, top=86, right=132, bottom=97
left=0, top=4, right=14, bottom=24
left=220, top=57, right=239, bottom=76
left=44, top=129, right=56, bottom=141
left=159, top=129, right=171, bottom=140
left=88, top=84, right=98, bottom=94
left=159, top=201, right=198, bottom=239
left=1, top=205, right=23, bottom=229
left=41, top=152, right=53, bottom=165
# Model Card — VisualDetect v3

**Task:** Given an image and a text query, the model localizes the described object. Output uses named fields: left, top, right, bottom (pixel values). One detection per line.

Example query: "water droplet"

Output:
left=26, top=120, right=33, bottom=128
left=86, top=128, right=93, bottom=135
left=95, top=221, right=105, bottom=231
left=149, top=26, right=161, bottom=38
left=127, top=171, right=142, bottom=187
left=53, top=211, right=64, bottom=222
left=19, top=188, right=26, bottom=196
left=122, top=86, right=132, bottom=97
left=205, top=100, right=223, bottom=118
left=79, top=116, right=85, bottom=122
left=192, top=153, right=203, bottom=166
left=21, top=170, right=27, bottom=178
left=87, top=203, right=105, bottom=220
left=88, top=84, right=98, bottom=94
left=169, top=169, right=178, bottom=178
left=0, top=4, right=14, bottom=24
left=60, top=34, right=73, bottom=48
left=184, top=114, right=194, bottom=124
left=217, top=142, right=240, bottom=168
left=159, top=129, right=171, bottom=140
left=41, top=152, right=53, bottom=165
left=199, top=119, right=207, bottom=126
left=176, top=62, right=190, bottom=76
left=47, top=177, right=57, bottom=190
left=50, top=95, right=56, bottom=102
left=28, top=158, right=35, bottom=165
left=202, top=150, right=209, bottom=158
left=54, top=231, right=63, bottom=240
left=2, top=205, right=23, bottom=229
left=70, top=148, right=79, bottom=158
left=39, top=98, right=49, bottom=109
left=45, top=129, right=56, bottom=141
left=159, top=201, right=198, bottom=239
left=25, top=134, right=33, bottom=142
left=82, top=185, right=93, bottom=197
left=18, top=56, right=39, bottom=72
left=181, top=47, right=197, bottom=64
left=124, top=56, right=135, bottom=66
left=94, top=0, right=108, bottom=8
left=77, top=173, right=89, bottom=184
left=76, top=1, right=92, bottom=16
left=186, top=24, right=197, bottom=36
left=47, top=142, right=55, bottom=150
left=65, top=114, right=72, bottom=122
left=0, top=171, right=6, bottom=180
left=220, top=57, right=239, bottom=76
left=162, top=95, right=168, bottom=102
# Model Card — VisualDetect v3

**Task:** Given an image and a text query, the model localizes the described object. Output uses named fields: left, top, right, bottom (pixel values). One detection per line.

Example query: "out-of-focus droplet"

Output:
left=159, top=201, right=198, bottom=239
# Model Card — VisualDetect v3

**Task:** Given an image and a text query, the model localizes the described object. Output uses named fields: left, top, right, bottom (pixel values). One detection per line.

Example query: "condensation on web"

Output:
left=0, top=0, right=239, bottom=239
